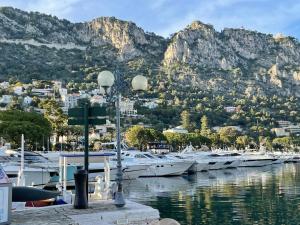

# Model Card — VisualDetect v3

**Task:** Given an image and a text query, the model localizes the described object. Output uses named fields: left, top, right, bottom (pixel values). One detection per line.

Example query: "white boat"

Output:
left=45, top=152, right=150, bottom=188
left=1, top=146, right=56, bottom=187
left=175, top=145, right=241, bottom=172
left=238, top=153, right=277, bottom=167
left=121, top=151, right=193, bottom=176
left=1, top=163, right=56, bottom=187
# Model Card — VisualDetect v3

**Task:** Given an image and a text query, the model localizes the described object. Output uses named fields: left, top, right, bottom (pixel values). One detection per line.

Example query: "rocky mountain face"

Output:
left=0, top=7, right=299, bottom=98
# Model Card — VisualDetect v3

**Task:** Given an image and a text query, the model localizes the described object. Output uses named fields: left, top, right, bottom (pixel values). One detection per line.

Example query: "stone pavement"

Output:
left=11, top=200, right=160, bottom=225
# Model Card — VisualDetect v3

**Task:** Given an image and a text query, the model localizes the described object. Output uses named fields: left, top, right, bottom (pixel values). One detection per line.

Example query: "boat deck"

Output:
left=11, top=200, right=160, bottom=225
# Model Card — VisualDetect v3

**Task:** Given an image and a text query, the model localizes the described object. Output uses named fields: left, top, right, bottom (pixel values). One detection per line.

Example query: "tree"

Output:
left=272, top=137, right=292, bottom=150
left=181, top=110, right=190, bottom=131
left=125, top=126, right=162, bottom=150
left=218, top=127, right=239, bottom=147
left=236, top=135, right=252, bottom=149
left=200, top=115, right=210, bottom=136
left=39, top=99, right=67, bottom=143
left=0, top=110, right=51, bottom=148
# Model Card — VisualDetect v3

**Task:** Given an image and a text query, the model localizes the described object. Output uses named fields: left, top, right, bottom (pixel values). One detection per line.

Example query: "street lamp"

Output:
left=98, top=70, right=147, bottom=207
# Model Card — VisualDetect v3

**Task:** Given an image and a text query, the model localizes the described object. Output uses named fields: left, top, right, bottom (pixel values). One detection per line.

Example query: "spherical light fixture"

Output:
left=98, top=70, right=115, bottom=90
left=131, top=75, right=148, bottom=91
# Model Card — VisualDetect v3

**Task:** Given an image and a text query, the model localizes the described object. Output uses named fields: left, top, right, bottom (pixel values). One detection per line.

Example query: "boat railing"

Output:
left=58, top=152, right=115, bottom=200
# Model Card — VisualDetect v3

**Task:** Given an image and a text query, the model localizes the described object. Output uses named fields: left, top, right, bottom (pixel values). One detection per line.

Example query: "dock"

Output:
left=11, top=200, right=160, bottom=225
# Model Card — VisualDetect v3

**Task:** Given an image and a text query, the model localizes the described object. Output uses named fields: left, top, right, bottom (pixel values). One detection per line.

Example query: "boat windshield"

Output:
left=143, top=153, right=155, bottom=159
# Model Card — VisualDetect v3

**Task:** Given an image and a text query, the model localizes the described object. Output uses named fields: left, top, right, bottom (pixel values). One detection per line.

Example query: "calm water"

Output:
left=122, top=164, right=300, bottom=225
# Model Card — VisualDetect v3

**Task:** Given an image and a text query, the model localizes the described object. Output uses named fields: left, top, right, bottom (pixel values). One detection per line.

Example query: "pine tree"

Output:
left=181, top=110, right=190, bottom=131
left=200, top=115, right=210, bottom=136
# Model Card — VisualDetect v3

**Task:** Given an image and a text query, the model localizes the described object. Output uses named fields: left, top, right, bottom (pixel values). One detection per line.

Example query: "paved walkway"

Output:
left=11, top=200, right=160, bottom=225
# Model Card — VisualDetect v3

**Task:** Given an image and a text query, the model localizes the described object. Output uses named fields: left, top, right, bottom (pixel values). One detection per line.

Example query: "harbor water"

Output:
left=122, top=163, right=300, bottom=225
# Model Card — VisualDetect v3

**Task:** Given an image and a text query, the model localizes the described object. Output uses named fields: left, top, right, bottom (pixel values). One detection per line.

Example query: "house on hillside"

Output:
left=163, top=126, right=188, bottom=134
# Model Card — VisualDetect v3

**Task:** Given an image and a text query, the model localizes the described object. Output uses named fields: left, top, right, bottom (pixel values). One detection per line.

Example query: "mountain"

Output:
left=0, top=7, right=299, bottom=98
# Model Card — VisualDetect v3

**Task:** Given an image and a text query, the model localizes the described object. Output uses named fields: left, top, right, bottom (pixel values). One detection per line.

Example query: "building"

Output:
left=286, top=125, right=300, bottom=135
left=0, top=82, right=9, bottom=89
left=143, top=101, right=158, bottom=109
left=31, top=88, right=53, bottom=97
left=272, top=125, right=300, bottom=137
left=277, top=120, right=292, bottom=128
left=163, top=126, right=188, bottom=134
left=13, top=86, right=23, bottom=95
left=120, top=99, right=137, bottom=116
left=90, top=95, right=106, bottom=106
left=23, top=96, right=33, bottom=106
left=272, top=128, right=290, bottom=137
left=62, top=94, right=79, bottom=109
left=0, top=95, right=12, bottom=104
left=224, top=106, right=237, bottom=113
left=59, top=88, right=68, bottom=97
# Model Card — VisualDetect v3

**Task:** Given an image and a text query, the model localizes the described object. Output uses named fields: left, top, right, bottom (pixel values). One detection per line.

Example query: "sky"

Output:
left=0, top=0, right=299, bottom=39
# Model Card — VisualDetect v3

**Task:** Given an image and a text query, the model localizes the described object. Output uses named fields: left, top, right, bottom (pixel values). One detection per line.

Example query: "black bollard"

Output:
left=74, top=169, right=88, bottom=209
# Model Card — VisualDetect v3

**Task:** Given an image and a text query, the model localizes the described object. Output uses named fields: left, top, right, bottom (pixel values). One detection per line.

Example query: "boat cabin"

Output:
left=147, top=142, right=170, bottom=154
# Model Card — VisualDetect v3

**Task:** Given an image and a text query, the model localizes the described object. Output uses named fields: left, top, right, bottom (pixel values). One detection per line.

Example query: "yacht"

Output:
left=238, top=152, right=278, bottom=167
left=1, top=163, right=57, bottom=187
left=45, top=153, right=150, bottom=188
left=175, top=145, right=241, bottom=172
left=121, top=151, right=193, bottom=176
left=0, top=147, right=57, bottom=187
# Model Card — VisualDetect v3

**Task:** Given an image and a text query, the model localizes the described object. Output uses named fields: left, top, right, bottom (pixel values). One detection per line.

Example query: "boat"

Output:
left=1, top=144, right=56, bottom=187
left=2, top=164, right=57, bottom=187
left=175, top=145, right=241, bottom=172
left=45, top=152, right=150, bottom=189
left=238, top=152, right=278, bottom=167
left=121, top=151, right=193, bottom=176
left=147, top=141, right=171, bottom=154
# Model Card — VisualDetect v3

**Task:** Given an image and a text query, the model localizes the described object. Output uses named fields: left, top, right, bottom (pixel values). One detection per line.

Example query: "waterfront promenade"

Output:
left=11, top=200, right=160, bottom=225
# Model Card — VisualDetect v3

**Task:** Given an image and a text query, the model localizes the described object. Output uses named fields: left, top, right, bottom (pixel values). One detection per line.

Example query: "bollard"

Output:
left=74, top=169, right=88, bottom=209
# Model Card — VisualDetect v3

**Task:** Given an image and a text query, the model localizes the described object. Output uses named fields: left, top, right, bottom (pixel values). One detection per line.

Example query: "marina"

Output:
left=0, top=3, right=299, bottom=224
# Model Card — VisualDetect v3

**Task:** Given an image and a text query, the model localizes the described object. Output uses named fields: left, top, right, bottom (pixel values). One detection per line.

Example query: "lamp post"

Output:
left=98, top=70, right=148, bottom=207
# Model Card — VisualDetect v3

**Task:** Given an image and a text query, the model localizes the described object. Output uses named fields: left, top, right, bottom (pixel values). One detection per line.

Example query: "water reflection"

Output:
left=123, top=164, right=300, bottom=225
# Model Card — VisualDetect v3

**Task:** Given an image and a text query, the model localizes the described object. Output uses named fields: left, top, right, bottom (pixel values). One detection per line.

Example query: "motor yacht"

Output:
left=1, top=163, right=57, bottom=187
left=175, top=145, right=241, bottom=172
left=45, top=152, right=150, bottom=188
left=121, top=151, right=193, bottom=176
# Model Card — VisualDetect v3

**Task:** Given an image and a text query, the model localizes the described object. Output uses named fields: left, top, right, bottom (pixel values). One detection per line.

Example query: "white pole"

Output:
left=21, top=134, right=24, bottom=174
left=17, top=134, right=25, bottom=186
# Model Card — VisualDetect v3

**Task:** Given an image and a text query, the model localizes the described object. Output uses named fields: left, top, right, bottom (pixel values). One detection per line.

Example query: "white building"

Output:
left=13, top=86, right=23, bottom=95
left=90, top=95, right=106, bottom=106
left=224, top=106, right=237, bottom=113
left=59, top=88, right=68, bottom=97
left=277, top=120, right=292, bottom=128
left=31, top=88, right=53, bottom=97
left=23, top=96, right=33, bottom=106
left=0, top=95, right=12, bottom=104
left=272, top=128, right=290, bottom=137
left=143, top=101, right=158, bottom=109
left=272, top=125, right=300, bottom=137
left=163, top=126, right=188, bottom=134
left=120, top=99, right=137, bottom=116
left=0, top=82, right=9, bottom=89
left=62, top=94, right=79, bottom=109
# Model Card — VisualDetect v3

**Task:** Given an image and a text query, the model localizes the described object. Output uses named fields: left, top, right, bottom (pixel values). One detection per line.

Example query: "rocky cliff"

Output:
left=0, top=7, right=299, bottom=97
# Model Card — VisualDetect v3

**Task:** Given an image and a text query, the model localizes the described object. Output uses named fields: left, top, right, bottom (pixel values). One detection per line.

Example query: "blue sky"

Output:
left=0, top=0, right=299, bottom=39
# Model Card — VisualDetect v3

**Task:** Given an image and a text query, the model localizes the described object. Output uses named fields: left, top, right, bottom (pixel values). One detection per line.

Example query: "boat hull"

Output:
left=141, top=161, right=192, bottom=177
